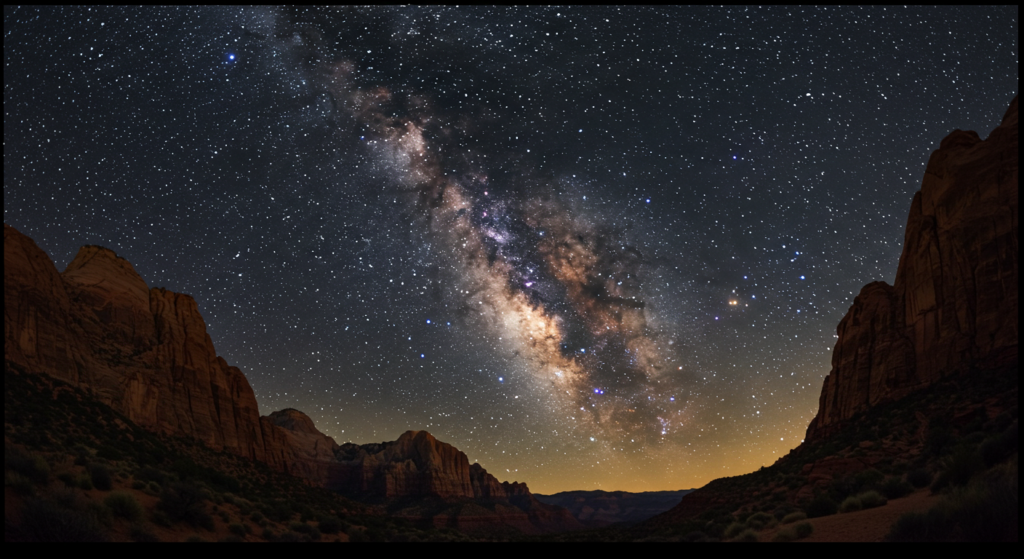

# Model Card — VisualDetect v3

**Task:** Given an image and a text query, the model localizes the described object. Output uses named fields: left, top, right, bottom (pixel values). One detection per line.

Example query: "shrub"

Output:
left=228, top=523, right=247, bottom=537
left=745, top=511, right=774, bottom=529
left=781, top=511, right=807, bottom=524
left=57, top=471, right=78, bottom=486
left=277, top=531, right=305, bottom=542
left=854, top=469, right=885, bottom=492
left=86, top=500, right=113, bottom=527
left=945, top=447, right=984, bottom=487
left=5, top=447, right=50, bottom=484
left=136, top=466, right=170, bottom=487
left=880, top=476, right=914, bottom=499
left=857, top=490, right=887, bottom=509
left=772, top=528, right=796, bottom=542
left=906, top=468, right=932, bottom=489
left=48, top=485, right=86, bottom=510
left=157, top=482, right=207, bottom=527
left=150, top=510, right=172, bottom=527
left=887, top=471, right=1017, bottom=542
left=6, top=471, right=35, bottom=495
left=979, top=420, right=1017, bottom=467
left=78, top=474, right=94, bottom=491
left=839, top=496, right=862, bottom=513
left=681, top=531, right=712, bottom=542
left=261, top=527, right=275, bottom=540
left=289, top=521, right=321, bottom=541
left=297, top=505, right=315, bottom=523
left=130, top=524, right=160, bottom=542
left=805, top=495, right=837, bottom=518
left=264, top=500, right=293, bottom=523
left=290, top=521, right=313, bottom=534
left=15, top=498, right=107, bottom=542
left=88, top=464, right=113, bottom=491
left=318, top=515, right=342, bottom=535
left=347, top=528, right=369, bottom=542
left=794, top=522, right=813, bottom=539
left=104, top=491, right=144, bottom=521
left=731, top=528, right=759, bottom=542
left=131, top=480, right=147, bottom=490
left=723, top=521, right=747, bottom=539
left=249, top=511, right=264, bottom=523
left=194, top=512, right=216, bottom=531
left=184, top=535, right=206, bottom=542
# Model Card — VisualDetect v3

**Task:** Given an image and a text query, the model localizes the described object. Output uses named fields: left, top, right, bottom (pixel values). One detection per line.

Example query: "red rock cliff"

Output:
left=4, top=230, right=271, bottom=462
left=4, top=229, right=567, bottom=529
left=807, top=95, right=1018, bottom=440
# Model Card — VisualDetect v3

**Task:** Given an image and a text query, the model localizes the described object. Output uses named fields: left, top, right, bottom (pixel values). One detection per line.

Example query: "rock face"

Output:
left=807, top=95, right=1018, bottom=440
left=4, top=231, right=270, bottom=462
left=4, top=231, right=576, bottom=532
left=251, top=421, right=580, bottom=532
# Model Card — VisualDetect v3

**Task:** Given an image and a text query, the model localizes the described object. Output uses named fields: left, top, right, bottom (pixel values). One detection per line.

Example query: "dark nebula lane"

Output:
left=3, top=6, right=1017, bottom=492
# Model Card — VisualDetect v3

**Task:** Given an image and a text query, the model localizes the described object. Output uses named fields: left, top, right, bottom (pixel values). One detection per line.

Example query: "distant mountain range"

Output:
left=534, top=489, right=694, bottom=526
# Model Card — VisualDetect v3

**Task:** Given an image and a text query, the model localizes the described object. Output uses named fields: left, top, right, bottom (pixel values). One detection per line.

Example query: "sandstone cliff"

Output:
left=807, top=95, right=1018, bottom=440
left=4, top=230, right=270, bottom=462
left=4, top=231, right=575, bottom=532
left=245, top=418, right=580, bottom=532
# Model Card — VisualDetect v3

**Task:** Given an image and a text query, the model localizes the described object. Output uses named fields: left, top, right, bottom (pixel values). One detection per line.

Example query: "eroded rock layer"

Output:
left=4, top=229, right=574, bottom=532
left=807, top=95, right=1018, bottom=440
left=5, top=230, right=270, bottom=461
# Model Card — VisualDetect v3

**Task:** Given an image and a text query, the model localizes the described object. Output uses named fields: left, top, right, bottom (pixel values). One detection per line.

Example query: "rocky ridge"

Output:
left=807, top=95, right=1018, bottom=440
left=3, top=225, right=574, bottom=532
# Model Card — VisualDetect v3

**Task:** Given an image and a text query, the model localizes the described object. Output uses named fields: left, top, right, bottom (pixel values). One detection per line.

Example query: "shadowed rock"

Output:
left=3, top=231, right=578, bottom=532
left=807, top=95, right=1018, bottom=440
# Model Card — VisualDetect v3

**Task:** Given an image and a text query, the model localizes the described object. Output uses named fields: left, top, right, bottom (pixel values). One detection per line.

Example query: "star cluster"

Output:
left=4, top=6, right=1017, bottom=492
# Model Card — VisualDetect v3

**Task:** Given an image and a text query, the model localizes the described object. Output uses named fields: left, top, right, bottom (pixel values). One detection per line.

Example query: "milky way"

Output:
left=333, top=68, right=691, bottom=445
left=4, top=6, right=1017, bottom=491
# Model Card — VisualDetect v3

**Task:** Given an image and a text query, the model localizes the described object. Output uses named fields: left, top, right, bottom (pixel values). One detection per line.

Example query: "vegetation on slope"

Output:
left=4, top=363, right=471, bottom=542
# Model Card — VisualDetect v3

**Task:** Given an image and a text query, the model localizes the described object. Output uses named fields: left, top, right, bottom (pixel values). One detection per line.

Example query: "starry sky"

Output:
left=4, top=7, right=1018, bottom=493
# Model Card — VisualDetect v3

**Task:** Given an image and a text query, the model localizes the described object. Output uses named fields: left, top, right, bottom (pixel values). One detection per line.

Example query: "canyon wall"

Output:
left=4, top=226, right=567, bottom=529
left=807, top=95, right=1018, bottom=440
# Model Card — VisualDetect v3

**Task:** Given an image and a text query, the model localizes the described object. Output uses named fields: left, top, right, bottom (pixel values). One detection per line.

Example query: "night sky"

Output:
left=4, top=7, right=1018, bottom=493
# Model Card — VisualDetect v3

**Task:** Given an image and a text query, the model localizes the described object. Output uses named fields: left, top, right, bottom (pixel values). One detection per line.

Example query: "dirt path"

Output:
left=762, top=489, right=942, bottom=542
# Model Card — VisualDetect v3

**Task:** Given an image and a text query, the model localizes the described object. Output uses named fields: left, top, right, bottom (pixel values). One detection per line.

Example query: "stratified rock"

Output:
left=259, top=409, right=341, bottom=486
left=5, top=233, right=272, bottom=462
left=332, top=430, right=476, bottom=499
left=4, top=225, right=579, bottom=533
left=4, top=225, right=83, bottom=386
left=321, top=430, right=580, bottom=532
left=807, top=95, right=1018, bottom=440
